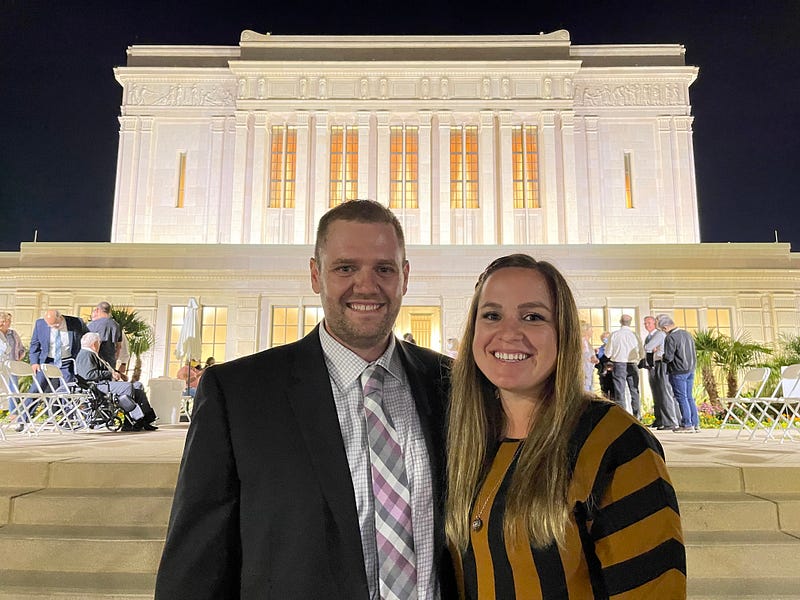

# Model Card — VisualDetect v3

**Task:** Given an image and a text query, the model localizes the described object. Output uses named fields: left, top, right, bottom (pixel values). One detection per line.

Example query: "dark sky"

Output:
left=2, top=1, right=798, bottom=251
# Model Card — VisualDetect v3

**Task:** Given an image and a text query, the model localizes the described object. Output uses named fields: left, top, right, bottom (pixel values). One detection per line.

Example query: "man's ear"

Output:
left=310, top=257, right=321, bottom=293
left=401, top=260, right=410, bottom=295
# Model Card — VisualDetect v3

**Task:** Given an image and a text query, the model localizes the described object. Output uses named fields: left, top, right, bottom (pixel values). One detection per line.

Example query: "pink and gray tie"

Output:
left=361, top=364, right=417, bottom=600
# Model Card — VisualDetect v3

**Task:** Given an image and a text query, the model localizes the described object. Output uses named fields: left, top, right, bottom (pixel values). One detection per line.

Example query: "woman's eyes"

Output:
left=480, top=311, right=547, bottom=322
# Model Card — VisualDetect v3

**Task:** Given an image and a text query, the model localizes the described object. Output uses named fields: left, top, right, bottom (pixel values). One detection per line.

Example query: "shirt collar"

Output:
left=318, top=321, right=403, bottom=390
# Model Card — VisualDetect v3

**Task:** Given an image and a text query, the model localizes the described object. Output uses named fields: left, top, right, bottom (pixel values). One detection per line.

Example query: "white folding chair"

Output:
left=716, top=367, right=770, bottom=438
left=763, top=364, right=800, bottom=443
left=40, top=363, right=90, bottom=431
left=747, top=363, right=800, bottom=442
left=3, top=360, right=50, bottom=435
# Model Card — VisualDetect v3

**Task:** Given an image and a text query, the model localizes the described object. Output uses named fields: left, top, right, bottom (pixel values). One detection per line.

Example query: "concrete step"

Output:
left=0, top=488, right=41, bottom=526
left=671, top=465, right=800, bottom=495
left=679, top=491, right=781, bottom=531
left=0, top=570, right=155, bottom=599
left=688, top=576, right=800, bottom=599
left=47, top=462, right=179, bottom=489
left=0, top=524, right=166, bottom=573
left=10, top=487, right=174, bottom=527
left=0, top=462, right=49, bottom=488
left=685, top=530, right=800, bottom=579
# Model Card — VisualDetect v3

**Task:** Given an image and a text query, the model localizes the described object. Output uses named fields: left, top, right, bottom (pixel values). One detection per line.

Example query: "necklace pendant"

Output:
left=471, top=517, right=483, bottom=532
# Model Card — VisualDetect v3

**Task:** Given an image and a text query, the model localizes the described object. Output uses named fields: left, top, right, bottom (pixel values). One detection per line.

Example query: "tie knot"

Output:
left=361, top=363, right=385, bottom=397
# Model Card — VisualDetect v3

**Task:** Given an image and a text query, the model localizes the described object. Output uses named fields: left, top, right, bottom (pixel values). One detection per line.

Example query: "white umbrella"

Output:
left=175, top=297, right=202, bottom=364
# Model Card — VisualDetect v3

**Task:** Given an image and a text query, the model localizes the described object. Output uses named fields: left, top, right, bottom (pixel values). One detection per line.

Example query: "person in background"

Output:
left=658, top=314, right=700, bottom=433
left=403, top=332, right=417, bottom=344
left=641, top=315, right=681, bottom=431
left=176, top=360, right=203, bottom=397
left=604, top=314, right=645, bottom=418
left=87, top=301, right=123, bottom=367
left=204, top=356, right=215, bottom=369
left=75, top=332, right=157, bottom=431
left=445, top=337, right=459, bottom=359
left=0, top=312, right=26, bottom=361
left=446, top=254, right=685, bottom=598
left=580, top=320, right=598, bottom=392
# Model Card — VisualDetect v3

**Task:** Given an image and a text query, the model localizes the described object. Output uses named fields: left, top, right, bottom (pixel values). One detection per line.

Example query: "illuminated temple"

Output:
left=1, top=31, right=798, bottom=381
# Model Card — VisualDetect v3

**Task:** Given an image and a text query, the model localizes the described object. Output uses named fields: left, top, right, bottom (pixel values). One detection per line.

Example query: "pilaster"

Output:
left=417, top=110, right=432, bottom=244
left=230, top=111, right=253, bottom=243
left=583, top=116, right=602, bottom=243
left=479, top=110, right=495, bottom=244
left=376, top=111, right=391, bottom=207
left=497, top=111, right=514, bottom=244
left=137, top=117, right=154, bottom=243
left=437, top=111, right=452, bottom=244
left=313, top=112, right=330, bottom=224
left=250, top=112, right=269, bottom=243
left=112, top=116, right=138, bottom=242
left=540, top=111, right=559, bottom=243
left=559, top=111, right=579, bottom=243
left=357, top=111, right=371, bottom=198
left=293, top=111, right=310, bottom=244
left=205, top=117, right=227, bottom=243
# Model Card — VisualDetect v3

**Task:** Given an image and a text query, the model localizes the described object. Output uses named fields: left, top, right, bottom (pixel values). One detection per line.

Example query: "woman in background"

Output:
left=446, top=254, right=685, bottom=599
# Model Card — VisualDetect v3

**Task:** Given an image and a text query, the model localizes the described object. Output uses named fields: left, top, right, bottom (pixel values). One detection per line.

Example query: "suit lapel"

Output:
left=284, top=327, right=367, bottom=594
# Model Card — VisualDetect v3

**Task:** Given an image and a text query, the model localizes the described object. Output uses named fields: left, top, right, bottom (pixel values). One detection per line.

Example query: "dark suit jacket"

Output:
left=155, top=326, right=455, bottom=600
left=29, top=316, right=87, bottom=367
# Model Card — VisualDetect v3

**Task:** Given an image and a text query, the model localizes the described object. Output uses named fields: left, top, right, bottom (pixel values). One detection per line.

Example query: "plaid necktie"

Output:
left=361, top=363, right=417, bottom=600
left=53, top=329, right=63, bottom=367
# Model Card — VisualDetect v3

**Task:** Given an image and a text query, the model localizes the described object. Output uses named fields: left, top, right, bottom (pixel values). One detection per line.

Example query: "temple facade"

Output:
left=1, top=32, right=798, bottom=387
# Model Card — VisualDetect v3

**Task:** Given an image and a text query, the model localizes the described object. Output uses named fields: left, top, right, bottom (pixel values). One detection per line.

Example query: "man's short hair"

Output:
left=81, top=331, right=101, bottom=348
left=314, top=199, right=406, bottom=264
left=657, top=314, right=675, bottom=329
left=620, top=314, right=633, bottom=326
left=96, top=301, right=112, bottom=314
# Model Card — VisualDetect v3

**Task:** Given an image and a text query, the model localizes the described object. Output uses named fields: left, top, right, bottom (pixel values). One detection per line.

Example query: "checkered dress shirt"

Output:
left=319, top=324, right=438, bottom=600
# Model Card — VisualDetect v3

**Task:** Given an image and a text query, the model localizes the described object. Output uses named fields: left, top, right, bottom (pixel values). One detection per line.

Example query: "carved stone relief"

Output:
left=577, top=83, right=684, bottom=107
left=421, top=77, right=430, bottom=100
left=125, top=83, right=235, bottom=107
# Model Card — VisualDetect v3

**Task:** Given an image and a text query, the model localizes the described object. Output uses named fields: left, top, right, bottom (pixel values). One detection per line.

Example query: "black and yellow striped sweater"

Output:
left=454, top=400, right=686, bottom=599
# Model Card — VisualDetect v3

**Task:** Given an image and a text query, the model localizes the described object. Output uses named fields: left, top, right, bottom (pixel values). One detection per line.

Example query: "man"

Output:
left=156, top=200, right=455, bottom=599
left=176, top=360, right=203, bottom=397
left=29, top=309, right=87, bottom=386
left=594, top=331, right=615, bottom=401
left=87, top=301, right=123, bottom=367
left=75, top=332, right=158, bottom=431
left=604, top=314, right=645, bottom=418
left=641, top=316, right=681, bottom=430
left=658, top=314, right=700, bottom=432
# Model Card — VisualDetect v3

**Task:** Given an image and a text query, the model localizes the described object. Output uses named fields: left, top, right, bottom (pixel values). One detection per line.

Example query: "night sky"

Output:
left=2, top=1, right=798, bottom=251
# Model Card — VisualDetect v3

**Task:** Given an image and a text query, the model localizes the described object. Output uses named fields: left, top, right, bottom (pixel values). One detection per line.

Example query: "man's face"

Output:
left=310, top=220, right=408, bottom=361
left=644, top=317, right=656, bottom=332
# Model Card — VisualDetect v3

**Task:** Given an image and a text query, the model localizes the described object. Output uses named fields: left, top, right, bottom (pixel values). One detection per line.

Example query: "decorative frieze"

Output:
left=576, top=82, right=685, bottom=107
left=125, top=82, right=235, bottom=107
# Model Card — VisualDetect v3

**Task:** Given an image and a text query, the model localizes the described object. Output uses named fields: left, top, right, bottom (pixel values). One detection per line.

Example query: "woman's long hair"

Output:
left=446, top=254, right=591, bottom=551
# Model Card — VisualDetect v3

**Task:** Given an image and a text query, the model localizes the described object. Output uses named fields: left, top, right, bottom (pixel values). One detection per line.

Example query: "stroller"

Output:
left=70, top=375, right=142, bottom=432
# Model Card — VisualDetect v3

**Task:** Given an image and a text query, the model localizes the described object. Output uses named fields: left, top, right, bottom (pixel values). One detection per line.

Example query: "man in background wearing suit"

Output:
left=29, top=309, right=87, bottom=388
left=20, top=309, right=87, bottom=431
left=156, top=200, right=455, bottom=599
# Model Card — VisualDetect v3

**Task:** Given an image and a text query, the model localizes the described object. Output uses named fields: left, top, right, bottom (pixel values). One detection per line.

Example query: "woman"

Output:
left=446, top=254, right=685, bottom=599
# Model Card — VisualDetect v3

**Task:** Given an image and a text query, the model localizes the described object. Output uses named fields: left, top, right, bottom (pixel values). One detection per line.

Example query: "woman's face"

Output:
left=472, top=267, right=558, bottom=402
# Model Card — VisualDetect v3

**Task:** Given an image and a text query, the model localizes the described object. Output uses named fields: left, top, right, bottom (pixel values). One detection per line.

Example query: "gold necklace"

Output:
left=471, top=441, right=523, bottom=532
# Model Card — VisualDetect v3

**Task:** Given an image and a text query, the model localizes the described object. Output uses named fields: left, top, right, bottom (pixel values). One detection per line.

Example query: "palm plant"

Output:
left=110, top=308, right=155, bottom=382
left=693, top=329, right=722, bottom=405
left=714, top=332, right=772, bottom=398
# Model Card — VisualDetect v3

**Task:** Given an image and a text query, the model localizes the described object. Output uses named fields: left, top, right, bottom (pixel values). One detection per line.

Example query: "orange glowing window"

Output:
left=624, top=152, right=634, bottom=209
left=450, top=126, right=479, bottom=209
left=269, top=126, right=297, bottom=209
left=176, top=152, right=187, bottom=208
left=389, top=125, right=419, bottom=209
left=330, top=126, right=358, bottom=207
left=512, top=126, right=539, bottom=209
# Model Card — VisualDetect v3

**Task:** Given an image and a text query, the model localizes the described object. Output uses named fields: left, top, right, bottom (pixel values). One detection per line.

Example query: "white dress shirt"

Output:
left=605, top=325, right=644, bottom=363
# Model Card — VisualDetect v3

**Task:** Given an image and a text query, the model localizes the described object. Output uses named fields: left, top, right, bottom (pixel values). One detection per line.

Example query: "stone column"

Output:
left=583, top=116, right=602, bottom=243
left=136, top=117, right=154, bottom=243
left=539, top=111, right=559, bottom=243
left=497, top=110, right=514, bottom=244
left=560, top=111, right=579, bottom=243
left=478, top=110, right=495, bottom=244
left=657, top=116, right=678, bottom=241
left=205, top=117, right=227, bottom=243
left=674, top=116, right=700, bottom=242
left=376, top=111, right=391, bottom=206
left=293, top=111, right=310, bottom=244
left=417, top=110, right=432, bottom=244
left=437, top=111, right=451, bottom=244
left=230, top=111, right=252, bottom=243
left=249, top=112, right=269, bottom=243
left=112, top=116, right=138, bottom=242
left=312, top=111, right=330, bottom=227
left=357, top=111, right=371, bottom=199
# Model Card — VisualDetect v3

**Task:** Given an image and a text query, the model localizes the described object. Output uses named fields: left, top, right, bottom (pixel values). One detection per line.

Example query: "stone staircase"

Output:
left=0, top=460, right=178, bottom=599
left=674, top=464, right=800, bottom=599
left=1, top=457, right=799, bottom=598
